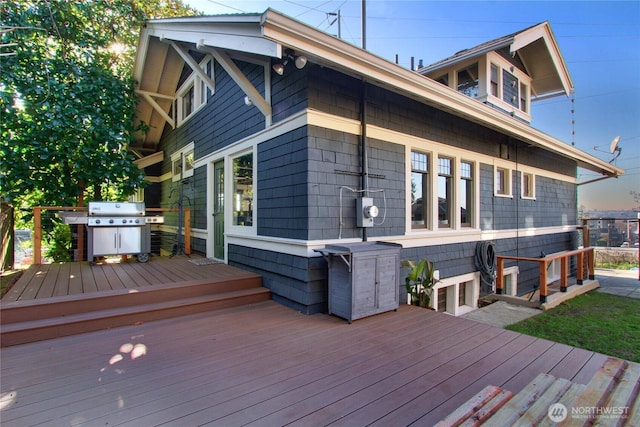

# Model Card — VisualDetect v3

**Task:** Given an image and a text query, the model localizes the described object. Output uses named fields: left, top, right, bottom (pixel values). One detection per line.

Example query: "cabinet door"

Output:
left=92, top=228, right=118, bottom=256
left=377, top=253, right=399, bottom=310
left=352, top=255, right=377, bottom=318
left=118, top=227, right=142, bottom=254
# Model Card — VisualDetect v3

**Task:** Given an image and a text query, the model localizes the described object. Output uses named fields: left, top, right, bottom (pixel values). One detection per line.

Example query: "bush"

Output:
left=44, top=222, right=72, bottom=262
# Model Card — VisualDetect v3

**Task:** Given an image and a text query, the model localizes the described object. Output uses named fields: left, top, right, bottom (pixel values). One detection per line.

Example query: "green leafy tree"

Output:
left=1, top=0, right=197, bottom=210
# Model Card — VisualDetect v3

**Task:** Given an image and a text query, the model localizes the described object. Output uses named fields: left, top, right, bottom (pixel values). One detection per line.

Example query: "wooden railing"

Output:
left=496, top=247, right=595, bottom=304
left=32, top=206, right=191, bottom=264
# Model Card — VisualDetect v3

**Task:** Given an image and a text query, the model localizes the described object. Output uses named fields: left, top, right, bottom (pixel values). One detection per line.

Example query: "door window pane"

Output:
left=233, top=153, right=253, bottom=226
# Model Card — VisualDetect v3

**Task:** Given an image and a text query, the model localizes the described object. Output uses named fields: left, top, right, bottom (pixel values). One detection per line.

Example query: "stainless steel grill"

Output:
left=85, top=202, right=164, bottom=263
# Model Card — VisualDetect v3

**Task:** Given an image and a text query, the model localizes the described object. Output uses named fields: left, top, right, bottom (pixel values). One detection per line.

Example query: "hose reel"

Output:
left=475, top=241, right=497, bottom=295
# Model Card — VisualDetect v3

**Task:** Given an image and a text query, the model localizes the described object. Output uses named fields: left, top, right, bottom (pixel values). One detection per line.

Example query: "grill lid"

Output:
left=88, top=202, right=145, bottom=216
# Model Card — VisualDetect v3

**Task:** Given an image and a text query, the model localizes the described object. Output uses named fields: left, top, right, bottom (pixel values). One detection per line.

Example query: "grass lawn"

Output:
left=506, top=291, right=640, bottom=363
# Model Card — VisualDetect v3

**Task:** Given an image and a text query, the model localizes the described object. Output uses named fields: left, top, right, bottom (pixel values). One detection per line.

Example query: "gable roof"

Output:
left=419, top=21, right=574, bottom=100
left=132, top=9, right=621, bottom=178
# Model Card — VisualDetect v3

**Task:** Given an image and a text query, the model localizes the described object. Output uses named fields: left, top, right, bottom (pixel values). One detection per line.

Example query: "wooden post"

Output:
left=496, top=257, right=504, bottom=294
left=560, top=256, right=568, bottom=292
left=33, top=207, right=42, bottom=264
left=539, top=260, right=548, bottom=304
left=77, top=186, right=85, bottom=261
left=587, top=247, right=595, bottom=280
left=576, top=251, right=584, bottom=284
left=184, top=208, right=191, bottom=255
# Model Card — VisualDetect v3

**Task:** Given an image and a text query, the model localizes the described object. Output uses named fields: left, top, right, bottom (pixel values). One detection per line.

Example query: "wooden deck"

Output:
left=2, top=256, right=249, bottom=302
left=0, top=257, right=269, bottom=347
left=0, top=300, right=618, bottom=426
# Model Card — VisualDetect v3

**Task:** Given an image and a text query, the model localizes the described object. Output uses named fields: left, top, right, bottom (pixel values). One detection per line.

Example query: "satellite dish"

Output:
left=609, top=136, right=621, bottom=154
left=609, top=136, right=621, bottom=164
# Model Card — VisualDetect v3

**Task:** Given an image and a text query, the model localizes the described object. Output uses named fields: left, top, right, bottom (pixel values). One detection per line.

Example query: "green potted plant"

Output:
left=401, top=258, right=439, bottom=308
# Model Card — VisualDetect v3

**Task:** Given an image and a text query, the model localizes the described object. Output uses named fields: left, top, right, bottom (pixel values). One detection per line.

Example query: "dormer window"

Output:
left=457, top=63, right=479, bottom=98
left=424, top=53, right=534, bottom=123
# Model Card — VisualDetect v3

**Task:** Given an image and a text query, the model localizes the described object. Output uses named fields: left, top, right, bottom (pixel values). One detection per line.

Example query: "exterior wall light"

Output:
left=272, top=49, right=307, bottom=75
left=294, top=55, right=307, bottom=69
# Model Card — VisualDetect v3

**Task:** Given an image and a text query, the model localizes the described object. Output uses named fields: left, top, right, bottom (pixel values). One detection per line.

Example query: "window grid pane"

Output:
left=460, top=161, right=472, bottom=179
left=438, top=157, right=451, bottom=176
left=411, top=151, right=428, bottom=172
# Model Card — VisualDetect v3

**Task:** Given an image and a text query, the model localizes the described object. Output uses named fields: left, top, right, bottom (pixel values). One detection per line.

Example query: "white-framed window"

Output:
left=432, top=272, right=480, bottom=316
left=521, top=171, right=535, bottom=199
left=459, top=160, right=474, bottom=227
left=484, top=53, right=532, bottom=120
left=501, top=266, right=520, bottom=296
left=176, top=56, right=214, bottom=126
left=410, top=151, right=477, bottom=230
left=171, top=142, right=195, bottom=182
left=438, top=157, right=453, bottom=228
left=411, top=151, right=430, bottom=229
left=520, top=82, right=528, bottom=113
left=495, top=166, right=512, bottom=197
left=490, top=63, right=499, bottom=97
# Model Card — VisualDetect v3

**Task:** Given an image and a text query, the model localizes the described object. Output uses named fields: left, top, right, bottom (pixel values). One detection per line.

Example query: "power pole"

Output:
left=361, top=0, right=366, bottom=49
left=327, top=10, right=341, bottom=38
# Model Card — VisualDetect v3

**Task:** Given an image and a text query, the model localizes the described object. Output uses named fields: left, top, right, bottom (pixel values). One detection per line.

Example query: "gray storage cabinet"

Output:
left=318, top=242, right=401, bottom=323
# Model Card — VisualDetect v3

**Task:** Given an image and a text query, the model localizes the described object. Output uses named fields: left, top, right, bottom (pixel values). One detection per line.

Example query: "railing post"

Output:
left=496, top=257, right=504, bottom=294
left=539, top=260, right=548, bottom=304
left=184, top=208, right=191, bottom=255
left=576, top=250, right=584, bottom=285
left=587, top=247, right=595, bottom=280
left=560, top=255, right=568, bottom=292
left=33, top=207, right=42, bottom=265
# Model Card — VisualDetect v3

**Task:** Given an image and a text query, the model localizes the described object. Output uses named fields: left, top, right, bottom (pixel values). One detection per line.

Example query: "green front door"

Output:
left=213, top=160, right=224, bottom=259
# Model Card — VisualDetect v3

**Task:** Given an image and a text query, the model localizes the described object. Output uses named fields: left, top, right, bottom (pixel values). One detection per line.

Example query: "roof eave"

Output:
left=260, top=11, right=620, bottom=177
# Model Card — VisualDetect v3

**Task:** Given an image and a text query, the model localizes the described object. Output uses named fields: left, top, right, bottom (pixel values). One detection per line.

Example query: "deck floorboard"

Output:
left=0, top=302, right=618, bottom=426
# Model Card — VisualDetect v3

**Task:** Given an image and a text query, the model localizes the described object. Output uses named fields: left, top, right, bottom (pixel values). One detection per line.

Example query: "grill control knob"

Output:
left=122, top=219, right=127, bottom=224
left=95, top=219, right=101, bottom=224
left=135, top=219, right=140, bottom=224
left=109, top=219, right=114, bottom=224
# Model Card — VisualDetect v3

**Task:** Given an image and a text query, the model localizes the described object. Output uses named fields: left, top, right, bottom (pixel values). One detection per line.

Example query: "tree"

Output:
left=1, top=1, right=197, bottom=209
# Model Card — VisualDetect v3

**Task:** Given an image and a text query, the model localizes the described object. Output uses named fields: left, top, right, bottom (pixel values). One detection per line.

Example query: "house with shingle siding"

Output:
left=132, top=10, right=622, bottom=315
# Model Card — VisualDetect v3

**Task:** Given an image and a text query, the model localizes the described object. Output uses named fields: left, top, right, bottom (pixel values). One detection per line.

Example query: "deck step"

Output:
left=0, top=275, right=263, bottom=324
left=437, top=357, right=640, bottom=426
left=1, top=287, right=270, bottom=347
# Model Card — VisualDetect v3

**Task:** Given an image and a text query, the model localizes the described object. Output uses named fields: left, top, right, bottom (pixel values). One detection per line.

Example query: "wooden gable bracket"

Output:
left=135, top=89, right=175, bottom=129
left=168, top=40, right=217, bottom=94
left=196, top=44, right=272, bottom=118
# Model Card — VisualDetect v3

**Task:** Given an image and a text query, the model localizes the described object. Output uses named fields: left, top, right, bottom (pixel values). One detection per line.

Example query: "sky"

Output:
left=184, top=0, right=640, bottom=211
